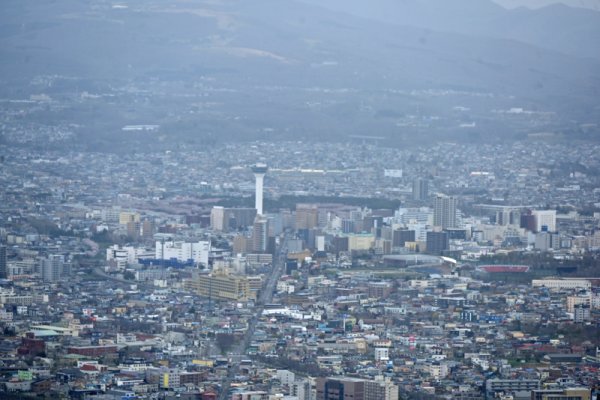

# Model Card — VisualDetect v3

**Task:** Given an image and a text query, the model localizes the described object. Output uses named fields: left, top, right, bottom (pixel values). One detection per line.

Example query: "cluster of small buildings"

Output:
left=0, top=140, right=599, bottom=399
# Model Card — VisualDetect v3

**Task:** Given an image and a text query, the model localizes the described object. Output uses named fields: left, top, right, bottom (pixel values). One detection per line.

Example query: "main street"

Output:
left=217, top=234, right=290, bottom=400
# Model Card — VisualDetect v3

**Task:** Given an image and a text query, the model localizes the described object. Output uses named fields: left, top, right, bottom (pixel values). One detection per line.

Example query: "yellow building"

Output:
left=347, top=234, right=374, bottom=251
left=532, top=388, right=591, bottom=400
left=119, top=211, right=140, bottom=225
left=287, top=250, right=312, bottom=262
left=185, top=270, right=256, bottom=302
left=247, top=275, right=263, bottom=297
left=404, top=241, right=419, bottom=252
left=192, top=360, right=214, bottom=367
left=567, top=294, right=591, bottom=313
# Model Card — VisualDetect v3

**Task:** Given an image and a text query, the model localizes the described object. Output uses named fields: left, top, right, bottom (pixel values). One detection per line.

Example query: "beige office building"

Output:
left=185, top=270, right=256, bottom=302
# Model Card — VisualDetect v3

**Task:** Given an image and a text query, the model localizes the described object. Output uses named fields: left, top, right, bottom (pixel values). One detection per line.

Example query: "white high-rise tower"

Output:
left=433, top=194, right=458, bottom=229
left=252, top=163, right=268, bottom=216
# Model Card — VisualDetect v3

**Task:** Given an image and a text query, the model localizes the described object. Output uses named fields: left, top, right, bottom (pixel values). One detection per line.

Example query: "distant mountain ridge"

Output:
left=0, top=0, right=598, bottom=147
left=493, top=0, right=600, bottom=10
left=1, top=0, right=596, bottom=91
left=298, top=0, right=600, bottom=60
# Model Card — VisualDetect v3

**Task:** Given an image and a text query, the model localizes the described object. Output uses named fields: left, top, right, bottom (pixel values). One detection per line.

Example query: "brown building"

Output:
left=316, top=377, right=398, bottom=400
left=18, top=337, right=46, bottom=356
left=296, top=204, right=319, bottom=230
left=368, top=282, right=393, bottom=299
left=233, top=235, right=251, bottom=254
left=126, top=220, right=140, bottom=240
left=531, top=388, right=591, bottom=400
left=141, top=219, right=155, bottom=240
left=67, top=345, right=118, bottom=357
left=202, top=392, right=217, bottom=400
left=520, top=209, right=537, bottom=232
left=393, top=229, right=415, bottom=248
left=31, top=379, right=53, bottom=394
left=180, top=371, right=208, bottom=385
left=317, top=378, right=362, bottom=400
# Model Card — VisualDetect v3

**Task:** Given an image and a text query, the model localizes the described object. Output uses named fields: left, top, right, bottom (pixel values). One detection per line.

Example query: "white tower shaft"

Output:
left=255, top=173, right=265, bottom=215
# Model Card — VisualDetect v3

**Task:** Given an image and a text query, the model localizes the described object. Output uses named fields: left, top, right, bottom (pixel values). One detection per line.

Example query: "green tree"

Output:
left=123, top=271, right=135, bottom=280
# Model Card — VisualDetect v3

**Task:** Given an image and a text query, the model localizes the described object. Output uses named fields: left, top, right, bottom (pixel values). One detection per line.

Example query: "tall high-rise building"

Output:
left=412, top=178, right=429, bottom=201
left=141, top=219, right=155, bottom=240
left=210, top=206, right=228, bottom=231
left=252, top=217, right=269, bottom=253
left=573, top=304, right=591, bottom=323
left=520, top=209, right=537, bottom=232
left=433, top=195, right=458, bottom=229
left=40, top=255, right=64, bottom=282
left=252, top=163, right=268, bottom=216
left=0, top=245, right=7, bottom=279
left=126, top=220, right=141, bottom=240
left=292, top=379, right=314, bottom=400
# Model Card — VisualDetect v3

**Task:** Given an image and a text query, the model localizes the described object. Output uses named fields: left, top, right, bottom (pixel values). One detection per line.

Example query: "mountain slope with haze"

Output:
left=0, top=0, right=598, bottom=148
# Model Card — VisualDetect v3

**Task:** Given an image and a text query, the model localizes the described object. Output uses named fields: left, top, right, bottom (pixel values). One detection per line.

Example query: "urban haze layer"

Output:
left=1, top=1, right=600, bottom=400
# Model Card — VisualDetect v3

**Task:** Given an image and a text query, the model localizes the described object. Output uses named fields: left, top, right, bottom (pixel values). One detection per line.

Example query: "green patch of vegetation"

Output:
left=27, top=217, right=71, bottom=238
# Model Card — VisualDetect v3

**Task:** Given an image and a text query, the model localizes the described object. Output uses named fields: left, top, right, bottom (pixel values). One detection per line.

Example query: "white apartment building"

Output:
left=155, top=240, right=210, bottom=266
left=532, top=278, right=591, bottom=290
left=533, top=209, right=557, bottom=232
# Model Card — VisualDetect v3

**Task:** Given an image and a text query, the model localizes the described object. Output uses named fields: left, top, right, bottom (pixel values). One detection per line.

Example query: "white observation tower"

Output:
left=252, top=163, right=268, bottom=216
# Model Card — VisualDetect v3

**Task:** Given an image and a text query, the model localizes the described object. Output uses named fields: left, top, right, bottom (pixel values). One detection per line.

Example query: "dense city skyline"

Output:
left=0, top=1, right=599, bottom=399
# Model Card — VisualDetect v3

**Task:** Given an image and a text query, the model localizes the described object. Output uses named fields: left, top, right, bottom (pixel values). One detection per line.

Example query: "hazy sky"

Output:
left=493, top=0, right=600, bottom=9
